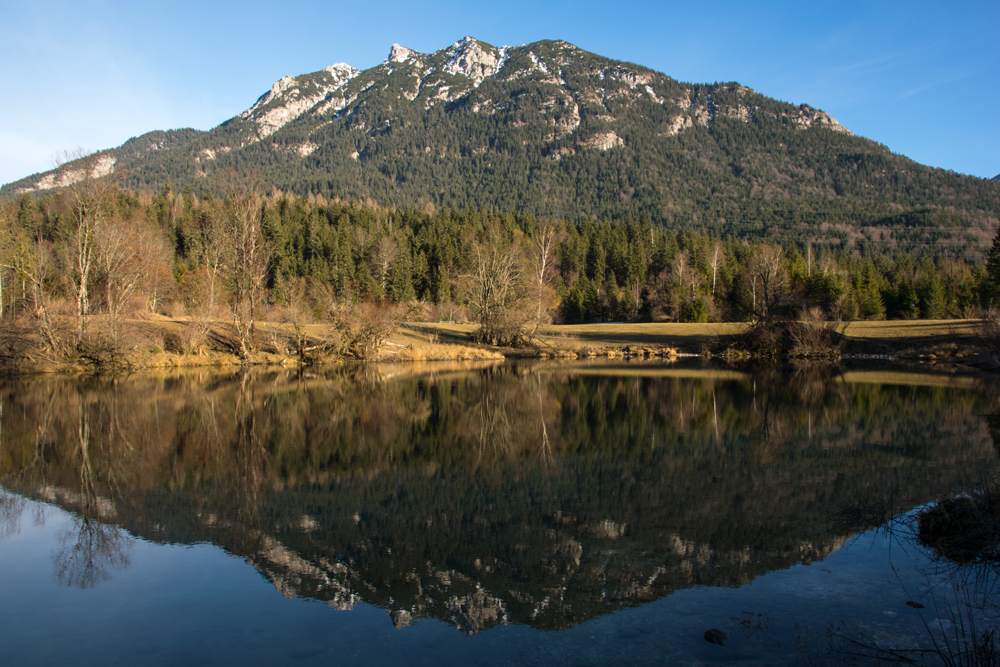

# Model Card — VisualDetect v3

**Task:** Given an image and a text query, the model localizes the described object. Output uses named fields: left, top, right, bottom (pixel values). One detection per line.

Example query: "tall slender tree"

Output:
left=223, top=177, right=271, bottom=360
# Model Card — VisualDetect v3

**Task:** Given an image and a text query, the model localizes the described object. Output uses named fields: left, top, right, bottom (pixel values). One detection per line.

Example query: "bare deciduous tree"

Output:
left=748, top=243, right=785, bottom=321
left=671, top=251, right=691, bottom=291
left=93, top=213, right=171, bottom=344
left=371, top=236, right=399, bottom=297
left=200, top=204, right=229, bottom=318
left=531, top=218, right=565, bottom=330
left=466, top=228, right=531, bottom=346
left=64, top=154, right=119, bottom=342
left=0, top=208, right=61, bottom=352
left=0, top=201, right=17, bottom=321
left=708, top=241, right=724, bottom=297
left=341, top=303, right=408, bottom=359
left=222, top=178, right=271, bottom=361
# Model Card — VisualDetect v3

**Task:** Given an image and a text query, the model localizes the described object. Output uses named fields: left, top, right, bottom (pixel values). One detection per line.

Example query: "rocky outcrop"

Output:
left=241, top=63, right=359, bottom=139
left=37, top=484, right=117, bottom=520
left=447, top=587, right=508, bottom=634
left=388, top=44, right=420, bottom=63
left=787, top=105, right=851, bottom=134
left=442, top=37, right=506, bottom=86
left=17, top=154, right=115, bottom=193
left=582, top=131, right=623, bottom=151
left=663, top=114, right=693, bottom=136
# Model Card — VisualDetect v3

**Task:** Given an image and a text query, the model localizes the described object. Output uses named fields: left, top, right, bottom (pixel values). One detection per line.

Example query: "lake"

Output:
left=1, top=360, right=998, bottom=665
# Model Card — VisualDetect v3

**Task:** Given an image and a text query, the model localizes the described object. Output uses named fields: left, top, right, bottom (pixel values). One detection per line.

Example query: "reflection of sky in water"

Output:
left=0, top=495, right=985, bottom=666
left=1, top=365, right=998, bottom=664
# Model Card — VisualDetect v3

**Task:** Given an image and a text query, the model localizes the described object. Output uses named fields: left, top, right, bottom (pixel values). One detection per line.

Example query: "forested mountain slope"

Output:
left=5, top=37, right=999, bottom=257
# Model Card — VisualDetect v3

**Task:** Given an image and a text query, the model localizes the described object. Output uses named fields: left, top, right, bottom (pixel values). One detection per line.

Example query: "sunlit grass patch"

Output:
left=380, top=343, right=504, bottom=362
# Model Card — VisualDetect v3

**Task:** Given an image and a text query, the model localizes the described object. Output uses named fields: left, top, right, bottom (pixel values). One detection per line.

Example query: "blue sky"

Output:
left=1, top=0, right=997, bottom=186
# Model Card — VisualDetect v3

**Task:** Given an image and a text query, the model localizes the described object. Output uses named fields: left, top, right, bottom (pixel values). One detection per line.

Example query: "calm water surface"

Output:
left=1, top=360, right=998, bottom=665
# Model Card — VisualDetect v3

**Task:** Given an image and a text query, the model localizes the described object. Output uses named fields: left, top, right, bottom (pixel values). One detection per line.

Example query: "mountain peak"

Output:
left=442, top=36, right=505, bottom=85
left=240, top=63, right=359, bottom=139
left=324, top=63, right=358, bottom=78
left=21, top=33, right=967, bottom=236
left=388, top=44, right=421, bottom=63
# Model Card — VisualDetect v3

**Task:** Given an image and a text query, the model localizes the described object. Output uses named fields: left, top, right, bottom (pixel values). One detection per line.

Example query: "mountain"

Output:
left=4, top=37, right=999, bottom=252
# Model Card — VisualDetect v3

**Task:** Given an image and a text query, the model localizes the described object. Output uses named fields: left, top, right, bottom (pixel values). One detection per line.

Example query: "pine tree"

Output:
left=985, top=229, right=1000, bottom=308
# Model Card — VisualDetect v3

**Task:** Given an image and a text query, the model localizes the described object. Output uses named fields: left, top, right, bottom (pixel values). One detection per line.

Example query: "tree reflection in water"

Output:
left=0, top=361, right=996, bottom=625
left=54, top=515, right=131, bottom=589
left=227, top=371, right=269, bottom=551
left=0, top=487, right=27, bottom=540
left=51, top=390, right=133, bottom=588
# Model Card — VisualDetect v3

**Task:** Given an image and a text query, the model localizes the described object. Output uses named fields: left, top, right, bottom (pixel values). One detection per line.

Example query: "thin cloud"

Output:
left=828, top=40, right=949, bottom=76
left=898, top=72, right=973, bottom=100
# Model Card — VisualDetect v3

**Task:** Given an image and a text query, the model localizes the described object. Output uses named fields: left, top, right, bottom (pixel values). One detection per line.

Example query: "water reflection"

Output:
left=0, top=362, right=996, bottom=634
left=53, top=513, right=131, bottom=589
left=0, top=487, right=28, bottom=540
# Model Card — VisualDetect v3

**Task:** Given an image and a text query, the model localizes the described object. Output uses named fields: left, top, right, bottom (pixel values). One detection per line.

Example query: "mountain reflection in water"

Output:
left=0, top=361, right=995, bottom=637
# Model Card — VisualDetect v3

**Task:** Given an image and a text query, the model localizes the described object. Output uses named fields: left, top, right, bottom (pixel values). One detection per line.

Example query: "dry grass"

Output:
left=402, top=321, right=738, bottom=356
left=540, top=322, right=744, bottom=348
left=399, top=322, right=480, bottom=343
left=839, top=319, right=983, bottom=362
left=6, top=314, right=992, bottom=373
left=147, top=318, right=984, bottom=353
left=840, top=319, right=979, bottom=339
left=378, top=343, right=504, bottom=362
left=306, top=319, right=987, bottom=362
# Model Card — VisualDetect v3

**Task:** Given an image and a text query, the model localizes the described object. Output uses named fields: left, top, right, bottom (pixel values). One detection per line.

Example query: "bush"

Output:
left=0, top=320, right=32, bottom=373
left=918, top=484, right=1000, bottom=564
left=681, top=299, right=708, bottom=323
left=77, top=332, right=132, bottom=372
left=737, top=307, right=843, bottom=358
left=980, top=311, right=1000, bottom=369
left=788, top=307, right=843, bottom=358
left=321, top=303, right=409, bottom=361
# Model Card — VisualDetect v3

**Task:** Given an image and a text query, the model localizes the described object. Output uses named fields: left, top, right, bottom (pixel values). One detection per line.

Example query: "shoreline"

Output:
left=2, top=318, right=991, bottom=377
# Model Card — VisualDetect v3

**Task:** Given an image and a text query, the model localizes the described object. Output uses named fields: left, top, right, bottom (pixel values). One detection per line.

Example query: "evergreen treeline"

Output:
left=2, top=184, right=995, bottom=332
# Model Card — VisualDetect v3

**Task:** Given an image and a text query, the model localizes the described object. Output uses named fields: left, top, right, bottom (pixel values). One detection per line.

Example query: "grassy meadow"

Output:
left=399, top=319, right=984, bottom=359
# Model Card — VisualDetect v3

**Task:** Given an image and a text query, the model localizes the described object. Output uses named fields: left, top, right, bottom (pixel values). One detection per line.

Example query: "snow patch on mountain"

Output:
left=644, top=85, right=667, bottom=106
left=524, top=51, right=564, bottom=85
